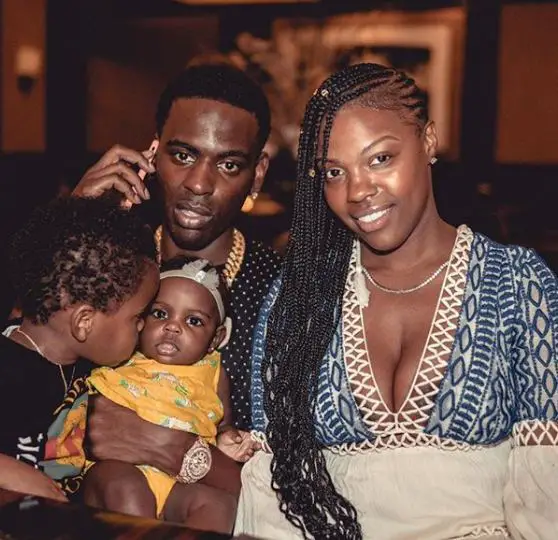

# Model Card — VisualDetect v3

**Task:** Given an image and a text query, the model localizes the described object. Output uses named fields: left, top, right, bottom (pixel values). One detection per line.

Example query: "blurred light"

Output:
left=15, top=46, right=43, bottom=94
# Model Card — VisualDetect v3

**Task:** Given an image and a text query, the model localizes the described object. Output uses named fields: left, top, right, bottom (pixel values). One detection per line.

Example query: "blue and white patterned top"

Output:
left=251, top=227, right=558, bottom=450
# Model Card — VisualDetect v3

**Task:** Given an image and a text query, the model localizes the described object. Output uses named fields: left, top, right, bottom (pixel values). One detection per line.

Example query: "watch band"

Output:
left=176, top=436, right=212, bottom=484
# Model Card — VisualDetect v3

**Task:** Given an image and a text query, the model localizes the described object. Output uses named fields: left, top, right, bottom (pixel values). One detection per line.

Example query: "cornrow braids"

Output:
left=261, top=64, right=429, bottom=539
left=155, top=63, right=271, bottom=152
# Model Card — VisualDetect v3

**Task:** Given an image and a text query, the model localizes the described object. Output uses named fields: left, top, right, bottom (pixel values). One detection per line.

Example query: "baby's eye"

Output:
left=186, top=315, right=204, bottom=327
left=150, top=308, right=167, bottom=320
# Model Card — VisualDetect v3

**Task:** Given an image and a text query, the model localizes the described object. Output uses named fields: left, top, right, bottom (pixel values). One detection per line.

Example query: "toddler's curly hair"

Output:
left=9, top=196, right=157, bottom=324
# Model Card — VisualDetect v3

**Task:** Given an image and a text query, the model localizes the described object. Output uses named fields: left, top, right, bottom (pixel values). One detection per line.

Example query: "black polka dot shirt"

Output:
left=220, top=238, right=281, bottom=430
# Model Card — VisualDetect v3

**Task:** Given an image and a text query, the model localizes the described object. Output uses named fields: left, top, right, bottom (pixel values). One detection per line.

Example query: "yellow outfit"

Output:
left=87, top=351, right=223, bottom=516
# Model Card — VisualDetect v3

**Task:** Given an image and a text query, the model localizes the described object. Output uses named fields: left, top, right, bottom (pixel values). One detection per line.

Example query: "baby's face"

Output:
left=139, top=277, right=221, bottom=365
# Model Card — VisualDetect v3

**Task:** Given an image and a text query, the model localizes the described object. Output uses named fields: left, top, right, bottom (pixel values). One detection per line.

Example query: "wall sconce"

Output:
left=15, top=46, right=43, bottom=94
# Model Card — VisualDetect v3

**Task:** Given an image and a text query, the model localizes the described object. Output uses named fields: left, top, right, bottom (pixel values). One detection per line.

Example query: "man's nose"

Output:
left=182, top=161, right=215, bottom=196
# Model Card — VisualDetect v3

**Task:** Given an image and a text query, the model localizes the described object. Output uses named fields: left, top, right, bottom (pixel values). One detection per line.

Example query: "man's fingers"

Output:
left=80, top=160, right=151, bottom=203
left=75, top=174, right=141, bottom=204
left=97, top=162, right=150, bottom=200
left=89, top=144, right=155, bottom=174
left=107, top=176, right=143, bottom=205
left=50, top=486, right=68, bottom=503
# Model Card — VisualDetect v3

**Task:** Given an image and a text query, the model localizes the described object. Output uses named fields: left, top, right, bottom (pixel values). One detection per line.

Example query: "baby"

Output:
left=82, top=257, right=257, bottom=533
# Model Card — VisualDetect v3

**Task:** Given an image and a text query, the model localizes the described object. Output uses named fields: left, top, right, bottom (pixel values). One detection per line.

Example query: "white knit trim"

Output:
left=343, top=225, right=473, bottom=434
left=251, top=430, right=510, bottom=456
left=513, top=419, right=558, bottom=446
left=456, top=525, right=510, bottom=539
left=326, top=432, right=508, bottom=455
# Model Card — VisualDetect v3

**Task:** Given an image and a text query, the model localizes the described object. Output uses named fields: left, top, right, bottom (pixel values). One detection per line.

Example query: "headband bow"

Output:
left=160, top=259, right=232, bottom=348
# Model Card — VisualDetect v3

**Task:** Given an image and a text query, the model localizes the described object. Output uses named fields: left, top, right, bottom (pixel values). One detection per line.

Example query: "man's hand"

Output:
left=86, top=396, right=241, bottom=495
left=86, top=395, right=187, bottom=475
left=217, top=427, right=260, bottom=463
left=73, top=145, right=156, bottom=205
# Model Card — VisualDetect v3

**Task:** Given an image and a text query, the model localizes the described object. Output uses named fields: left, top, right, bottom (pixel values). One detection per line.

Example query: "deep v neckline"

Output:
left=342, top=225, right=473, bottom=435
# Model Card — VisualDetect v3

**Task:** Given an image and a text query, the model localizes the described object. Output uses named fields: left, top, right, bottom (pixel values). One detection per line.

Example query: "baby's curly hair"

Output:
left=9, top=196, right=157, bottom=324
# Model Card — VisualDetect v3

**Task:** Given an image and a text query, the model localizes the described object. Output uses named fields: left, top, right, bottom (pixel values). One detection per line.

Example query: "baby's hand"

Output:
left=217, top=427, right=260, bottom=463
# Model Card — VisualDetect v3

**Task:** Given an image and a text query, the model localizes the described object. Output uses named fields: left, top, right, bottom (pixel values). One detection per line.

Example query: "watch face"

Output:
left=179, top=438, right=212, bottom=484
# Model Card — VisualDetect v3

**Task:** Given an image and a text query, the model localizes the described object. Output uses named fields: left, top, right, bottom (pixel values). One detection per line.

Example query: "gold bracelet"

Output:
left=176, top=437, right=212, bottom=484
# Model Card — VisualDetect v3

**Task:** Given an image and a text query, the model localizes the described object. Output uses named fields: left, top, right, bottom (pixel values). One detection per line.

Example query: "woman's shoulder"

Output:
left=468, top=228, right=557, bottom=298
left=472, top=228, right=529, bottom=256
left=471, top=228, right=550, bottom=271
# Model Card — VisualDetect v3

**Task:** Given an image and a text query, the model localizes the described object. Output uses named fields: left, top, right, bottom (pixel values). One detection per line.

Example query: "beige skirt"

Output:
left=235, top=443, right=512, bottom=540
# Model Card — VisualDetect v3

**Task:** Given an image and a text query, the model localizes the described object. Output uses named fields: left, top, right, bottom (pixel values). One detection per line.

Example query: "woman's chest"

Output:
left=316, top=305, right=517, bottom=448
left=362, top=290, right=441, bottom=414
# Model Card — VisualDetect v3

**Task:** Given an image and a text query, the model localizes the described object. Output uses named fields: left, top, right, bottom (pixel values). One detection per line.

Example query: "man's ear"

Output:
left=70, top=305, right=97, bottom=343
left=423, top=121, right=438, bottom=162
left=252, top=151, right=269, bottom=195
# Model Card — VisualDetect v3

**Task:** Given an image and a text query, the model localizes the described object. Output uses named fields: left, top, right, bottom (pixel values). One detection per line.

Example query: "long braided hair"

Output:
left=261, top=63, right=429, bottom=539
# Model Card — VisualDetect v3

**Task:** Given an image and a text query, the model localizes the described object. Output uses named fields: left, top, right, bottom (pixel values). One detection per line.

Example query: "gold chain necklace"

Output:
left=154, top=226, right=246, bottom=288
left=15, top=328, right=75, bottom=393
left=362, top=259, right=450, bottom=295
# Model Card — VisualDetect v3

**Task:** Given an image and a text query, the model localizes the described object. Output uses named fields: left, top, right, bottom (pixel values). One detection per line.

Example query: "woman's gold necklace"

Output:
left=154, top=226, right=245, bottom=288
left=15, top=328, right=75, bottom=393
left=362, top=259, right=450, bottom=294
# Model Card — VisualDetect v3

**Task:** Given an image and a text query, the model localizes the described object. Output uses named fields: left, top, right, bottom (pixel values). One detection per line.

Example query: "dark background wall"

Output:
left=1, top=0, right=557, bottom=320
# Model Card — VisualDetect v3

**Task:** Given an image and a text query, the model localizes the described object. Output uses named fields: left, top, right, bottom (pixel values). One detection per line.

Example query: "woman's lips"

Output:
left=354, top=205, right=394, bottom=233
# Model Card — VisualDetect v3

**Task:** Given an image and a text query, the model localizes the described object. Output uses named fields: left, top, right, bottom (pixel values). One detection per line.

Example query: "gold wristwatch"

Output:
left=176, top=436, right=212, bottom=484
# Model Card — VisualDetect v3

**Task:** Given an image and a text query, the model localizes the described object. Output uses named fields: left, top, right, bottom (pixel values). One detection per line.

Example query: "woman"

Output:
left=236, top=64, right=558, bottom=539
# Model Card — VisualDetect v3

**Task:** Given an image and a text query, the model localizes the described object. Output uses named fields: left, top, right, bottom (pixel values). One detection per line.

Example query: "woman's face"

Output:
left=322, top=106, right=437, bottom=254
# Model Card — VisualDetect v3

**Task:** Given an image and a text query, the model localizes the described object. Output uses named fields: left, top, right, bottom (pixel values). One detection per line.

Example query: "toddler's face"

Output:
left=139, top=277, right=222, bottom=365
left=85, top=263, right=159, bottom=367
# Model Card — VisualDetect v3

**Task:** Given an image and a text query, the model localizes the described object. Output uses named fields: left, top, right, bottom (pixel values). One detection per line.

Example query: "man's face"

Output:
left=156, top=98, right=268, bottom=251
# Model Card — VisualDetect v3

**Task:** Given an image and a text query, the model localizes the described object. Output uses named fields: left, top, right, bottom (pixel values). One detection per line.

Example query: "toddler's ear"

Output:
left=69, top=304, right=96, bottom=343
left=209, top=317, right=233, bottom=352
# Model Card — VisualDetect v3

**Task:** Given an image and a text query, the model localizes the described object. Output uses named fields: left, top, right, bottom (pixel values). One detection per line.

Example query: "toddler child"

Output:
left=0, top=196, right=158, bottom=501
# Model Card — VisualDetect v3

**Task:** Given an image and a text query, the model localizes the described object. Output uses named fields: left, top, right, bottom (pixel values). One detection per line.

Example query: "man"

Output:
left=72, top=64, right=281, bottom=498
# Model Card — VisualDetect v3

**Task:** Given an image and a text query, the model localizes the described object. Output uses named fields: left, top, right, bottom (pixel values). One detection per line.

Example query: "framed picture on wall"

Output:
left=232, top=8, right=465, bottom=160
left=319, top=15, right=461, bottom=157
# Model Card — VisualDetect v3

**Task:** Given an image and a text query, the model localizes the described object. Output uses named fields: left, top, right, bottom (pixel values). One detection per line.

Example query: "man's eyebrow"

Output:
left=165, top=140, right=252, bottom=161
left=165, top=139, right=200, bottom=156
left=217, top=150, right=251, bottom=161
